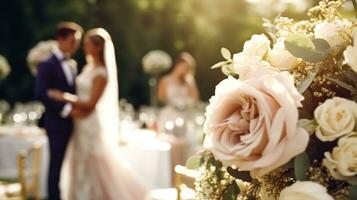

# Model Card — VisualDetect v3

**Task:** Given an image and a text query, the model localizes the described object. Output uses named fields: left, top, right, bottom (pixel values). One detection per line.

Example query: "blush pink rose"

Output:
left=203, top=72, right=309, bottom=177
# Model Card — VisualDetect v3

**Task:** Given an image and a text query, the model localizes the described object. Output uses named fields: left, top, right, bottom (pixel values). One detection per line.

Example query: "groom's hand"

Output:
left=47, top=89, right=64, bottom=101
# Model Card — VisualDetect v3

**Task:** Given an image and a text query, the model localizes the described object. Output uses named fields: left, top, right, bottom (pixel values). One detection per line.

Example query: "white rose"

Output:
left=279, top=181, right=334, bottom=200
left=323, top=132, right=357, bottom=185
left=268, top=39, right=299, bottom=70
left=314, top=20, right=348, bottom=47
left=314, top=97, right=357, bottom=142
left=232, top=53, right=277, bottom=80
left=242, top=34, right=270, bottom=59
left=343, top=28, right=357, bottom=73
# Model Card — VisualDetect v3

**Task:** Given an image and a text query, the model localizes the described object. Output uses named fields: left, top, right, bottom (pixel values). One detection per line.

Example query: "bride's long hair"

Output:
left=86, top=28, right=120, bottom=142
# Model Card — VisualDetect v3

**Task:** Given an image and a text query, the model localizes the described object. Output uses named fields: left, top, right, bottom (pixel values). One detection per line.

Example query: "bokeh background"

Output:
left=0, top=0, right=335, bottom=108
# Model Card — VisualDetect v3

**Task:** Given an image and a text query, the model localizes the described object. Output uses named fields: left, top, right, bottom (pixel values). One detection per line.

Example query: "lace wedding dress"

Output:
left=60, top=65, right=148, bottom=200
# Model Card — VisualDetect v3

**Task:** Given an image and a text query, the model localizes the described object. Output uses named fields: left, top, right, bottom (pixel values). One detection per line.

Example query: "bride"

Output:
left=48, top=28, right=148, bottom=200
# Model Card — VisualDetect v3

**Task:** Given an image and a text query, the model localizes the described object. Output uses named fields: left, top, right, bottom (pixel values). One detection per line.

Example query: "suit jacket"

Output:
left=35, top=54, right=75, bottom=134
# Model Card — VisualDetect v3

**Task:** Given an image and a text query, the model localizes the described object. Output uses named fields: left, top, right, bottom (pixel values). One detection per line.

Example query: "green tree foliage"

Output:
left=0, top=0, right=263, bottom=107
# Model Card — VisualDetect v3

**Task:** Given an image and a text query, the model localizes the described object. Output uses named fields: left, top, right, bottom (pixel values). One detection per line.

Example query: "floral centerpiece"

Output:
left=142, top=50, right=172, bottom=107
left=142, top=50, right=172, bottom=75
left=0, top=55, right=10, bottom=80
left=187, top=0, right=357, bottom=199
left=27, top=40, right=57, bottom=75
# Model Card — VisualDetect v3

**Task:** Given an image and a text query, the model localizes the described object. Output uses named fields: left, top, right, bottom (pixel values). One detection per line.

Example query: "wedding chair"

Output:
left=0, top=142, right=42, bottom=200
left=147, top=165, right=197, bottom=200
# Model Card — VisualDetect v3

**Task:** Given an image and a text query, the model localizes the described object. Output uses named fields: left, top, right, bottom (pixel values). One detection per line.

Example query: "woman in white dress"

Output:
left=157, top=52, right=200, bottom=172
left=48, top=28, right=148, bottom=200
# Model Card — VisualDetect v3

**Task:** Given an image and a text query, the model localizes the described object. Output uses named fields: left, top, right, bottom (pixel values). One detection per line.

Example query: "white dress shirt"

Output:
left=52, top=47, right=75, bottom=118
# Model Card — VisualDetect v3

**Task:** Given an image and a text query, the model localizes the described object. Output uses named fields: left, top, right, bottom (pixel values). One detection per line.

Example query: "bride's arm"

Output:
left=48, top=76, right=107, bottom=115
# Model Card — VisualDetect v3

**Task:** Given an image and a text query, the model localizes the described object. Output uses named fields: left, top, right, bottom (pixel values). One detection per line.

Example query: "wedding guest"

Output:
left=157, top=52, right=200, bottom=181
left=157, top=52, right=199, bottom=107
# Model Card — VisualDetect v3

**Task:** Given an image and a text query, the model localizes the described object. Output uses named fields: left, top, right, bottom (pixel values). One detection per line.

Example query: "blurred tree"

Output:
left=0, top=0, right=266, bottom=108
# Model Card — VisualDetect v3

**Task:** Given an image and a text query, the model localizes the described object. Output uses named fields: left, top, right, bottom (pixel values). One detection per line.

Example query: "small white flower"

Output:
left=314, top=20, right=349, bottom=47
left=314, top=97, right=357, bottom=142
left=242, top=34, right=270, bottom=59
left=323, top=132, right=357, bottom=185
left=279, top=181, right=334, bottom=200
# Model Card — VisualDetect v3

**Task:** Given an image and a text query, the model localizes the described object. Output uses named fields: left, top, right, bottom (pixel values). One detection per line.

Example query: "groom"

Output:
left=35, top=22, right=82, bottom=200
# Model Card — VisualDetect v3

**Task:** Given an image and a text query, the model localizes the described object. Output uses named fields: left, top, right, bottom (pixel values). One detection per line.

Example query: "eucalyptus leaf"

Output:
left=185, top=155, right=202, bottom=169
left=326, top=76, right=356, bottom=93
left=222, top=181, right=240, bottom=200
left=312, top=38, right=331, bottom=52
left=297, top=68, right=319, bottom=94
left=285, top=33, right=314, bottom=49
left=294, top=152, right=310, bottom=181
left=349, top=185, right=357, bottom=200
left=285, top=35, right=330, bottom=63
left=285, top=41, right=327, bottom=63
left=221, top=48, right=232, bottom=60
left=211, top=61, right=227, bottom=69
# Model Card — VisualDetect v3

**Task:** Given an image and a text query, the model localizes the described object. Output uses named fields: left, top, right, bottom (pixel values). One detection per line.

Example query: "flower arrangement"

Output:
left=142, top=50, right=172, bottom=75
left=188, top=0, right=357, bottom=199
left=27, top=40, right=57, bottom=75
left=0, top=55, right=10, bottom=79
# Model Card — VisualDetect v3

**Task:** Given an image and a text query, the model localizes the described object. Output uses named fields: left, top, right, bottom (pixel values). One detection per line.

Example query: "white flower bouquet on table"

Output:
left=187, top=0, right=357, bottom=199
left=27, top=40, right=57, bottom=75
left=0, top=55, right=10, bottom=79
left=142, top=50, right=172, bottom=75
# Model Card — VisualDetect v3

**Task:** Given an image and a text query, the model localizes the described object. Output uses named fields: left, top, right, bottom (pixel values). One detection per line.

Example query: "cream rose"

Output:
left=279, top=181, right=334, bottom=200
left=203, top=72, right=309, bottom=177
left=242, top=34, right=270, bottom=59
left=343, top=29, right=357, bottom=73
left=268, top=39, right=299, bottom=70
left=323, top=132, right=357, bottom=185
left=314, top=20, right=349, bottom=47
left=232, top=53, right=276, bottom=80
left=314, top=97, right=357, bottom=142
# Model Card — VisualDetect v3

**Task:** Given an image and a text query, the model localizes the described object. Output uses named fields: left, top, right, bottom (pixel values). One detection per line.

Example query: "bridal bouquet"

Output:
left=0, top=55, right=10, bottom=79
left=188, top=0, right=357, bottom=199
left=142, top=50, right=172, bottom=75
left=27, top=40, right=57, bottom=75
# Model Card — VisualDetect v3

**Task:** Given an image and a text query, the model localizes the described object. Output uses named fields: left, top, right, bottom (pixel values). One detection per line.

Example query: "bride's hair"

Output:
left=89, top=35, right=105, bottom=63
left=85, top=28, right=111, bottom=65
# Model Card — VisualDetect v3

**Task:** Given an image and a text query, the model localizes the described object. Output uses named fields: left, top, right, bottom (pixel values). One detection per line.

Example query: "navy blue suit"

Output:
left=35, top=54, right=75, bottom=200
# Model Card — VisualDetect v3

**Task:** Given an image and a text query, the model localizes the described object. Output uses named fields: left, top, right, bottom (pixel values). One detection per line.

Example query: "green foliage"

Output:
left=294, top=152, right=310, bottom=181
left=222, top=181, right=240, bottom=200
left=349, top=185, right=357, bottom=200
left=285, top=34, right=331, bottom=63
left=0, top=0, right=265, bottom=106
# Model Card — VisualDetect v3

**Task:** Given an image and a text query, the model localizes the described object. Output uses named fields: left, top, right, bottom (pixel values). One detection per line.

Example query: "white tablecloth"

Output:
left=119, top=129, right=172, bottom=189
left=0, top=125, right=49, bottom=198
left=0, top=126, right=172, bottom=198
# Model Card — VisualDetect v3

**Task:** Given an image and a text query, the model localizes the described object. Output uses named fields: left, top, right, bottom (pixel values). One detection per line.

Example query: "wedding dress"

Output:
left=60, top=32, right=148, bottom=200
